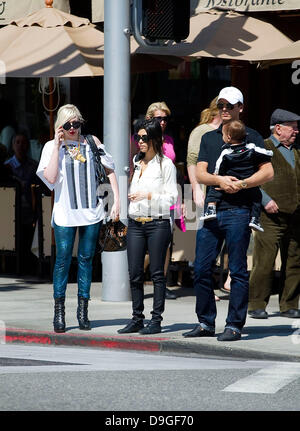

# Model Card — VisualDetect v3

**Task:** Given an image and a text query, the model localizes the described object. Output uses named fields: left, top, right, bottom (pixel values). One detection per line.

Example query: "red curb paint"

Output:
left=5, top=329, right=161, bottom=352
left=6, top=328, right=168, bottom=341
left=6, top=335, right=52, bottom=345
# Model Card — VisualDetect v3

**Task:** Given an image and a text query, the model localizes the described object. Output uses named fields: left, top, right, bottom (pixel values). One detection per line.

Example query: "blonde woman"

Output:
left=37, top=104, right=120, bottom=333
left=187, top=97, right=221, bottom=208
left=145, top=101, right=176, bottom=163
left=186, top=98, right=225, bottom=300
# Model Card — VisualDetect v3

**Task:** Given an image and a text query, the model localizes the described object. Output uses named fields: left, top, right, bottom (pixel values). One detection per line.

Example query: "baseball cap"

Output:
left=217, top=86, right=244, bottom=105
left=270, top=108, right=300, bottom=126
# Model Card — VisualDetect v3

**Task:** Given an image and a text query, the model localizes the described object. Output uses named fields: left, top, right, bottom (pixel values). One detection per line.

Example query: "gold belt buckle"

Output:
left=135, top=217, right=153, bottom=224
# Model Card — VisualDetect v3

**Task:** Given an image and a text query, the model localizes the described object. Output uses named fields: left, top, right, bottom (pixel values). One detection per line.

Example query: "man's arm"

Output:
left=196, top=161, right=274, bottom=194
left=237, top=162, right=274, bottom=189
left=197, top=161, right=240, bottom=193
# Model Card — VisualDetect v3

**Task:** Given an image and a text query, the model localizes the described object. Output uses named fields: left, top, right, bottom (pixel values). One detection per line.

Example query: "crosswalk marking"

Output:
left=1, top=345, right=300, bottom=395
left=223, top=363, right=300, bottom=394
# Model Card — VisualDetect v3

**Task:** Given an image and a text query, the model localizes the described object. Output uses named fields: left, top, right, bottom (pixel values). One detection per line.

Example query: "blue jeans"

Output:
left=53, top=222, right=101, bottom=299
left=194, top=208, right=251, bottom=332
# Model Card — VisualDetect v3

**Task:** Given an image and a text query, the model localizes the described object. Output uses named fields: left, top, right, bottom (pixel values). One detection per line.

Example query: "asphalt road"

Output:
left=1, top=344, right=300, bottom=413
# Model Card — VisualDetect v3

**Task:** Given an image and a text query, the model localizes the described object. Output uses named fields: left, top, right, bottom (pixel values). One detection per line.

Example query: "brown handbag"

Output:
left=98, top=219, right=127, bottom=252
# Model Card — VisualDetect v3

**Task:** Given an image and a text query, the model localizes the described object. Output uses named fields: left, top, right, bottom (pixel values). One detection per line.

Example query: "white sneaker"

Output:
left=249, top=217, right=264, bottom=232
left=200, top=205, right=217, bottom=221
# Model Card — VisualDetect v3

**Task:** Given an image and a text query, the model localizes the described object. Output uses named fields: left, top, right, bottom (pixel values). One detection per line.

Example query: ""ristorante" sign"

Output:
left=195, top=0, right=300, bottom=12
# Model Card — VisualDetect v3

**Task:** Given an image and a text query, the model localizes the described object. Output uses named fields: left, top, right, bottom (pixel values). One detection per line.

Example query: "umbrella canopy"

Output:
left=258, top=40, right=300, bottom=68
left=132, top=10, right=292, bottom=62
left=0, top=6, right=104, bottom=77
left=0, top=5, right=182, bottom=77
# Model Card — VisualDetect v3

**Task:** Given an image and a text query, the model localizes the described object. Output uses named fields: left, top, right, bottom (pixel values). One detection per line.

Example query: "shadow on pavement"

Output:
left=242, top=325, right=295, bottom=340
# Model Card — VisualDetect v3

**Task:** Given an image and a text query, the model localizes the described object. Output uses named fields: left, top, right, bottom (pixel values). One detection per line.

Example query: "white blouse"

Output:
left=128, top=154, right=178, bottom=219
left=36, top=138, right=115, bottom=227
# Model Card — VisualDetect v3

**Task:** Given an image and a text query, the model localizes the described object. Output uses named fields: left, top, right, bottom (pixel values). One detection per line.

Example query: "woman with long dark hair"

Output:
left=118, top=119, right=178, bottom=335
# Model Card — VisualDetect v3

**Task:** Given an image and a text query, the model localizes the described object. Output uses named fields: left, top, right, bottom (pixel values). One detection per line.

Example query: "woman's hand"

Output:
left=193, top=185, right=205, bottom=207
left=54, top=126, right=64, bottom=148
left=44, top=127, right=63, bottom=184
left=110, top=201, right=120, bottom=221
left=128, top=191, right=150, bottom=202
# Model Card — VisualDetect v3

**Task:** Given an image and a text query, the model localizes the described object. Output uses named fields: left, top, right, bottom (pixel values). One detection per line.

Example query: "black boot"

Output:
left=77, top=297, right=91, bottom=330
left=117, top=319, right=144, bottom=334
left=53, top=297, right=66, bottom=333
left=139, top=320, right=161, bottom=334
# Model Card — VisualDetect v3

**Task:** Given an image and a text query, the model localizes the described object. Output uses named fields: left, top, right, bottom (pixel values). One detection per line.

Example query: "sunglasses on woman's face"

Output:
left=154, top=116, right=169, bottom=123
left=134, top=134, right=149, bottom=143
left=217, top=102, right=235, bottom=111
left=62, top=121, right=81, bottom=131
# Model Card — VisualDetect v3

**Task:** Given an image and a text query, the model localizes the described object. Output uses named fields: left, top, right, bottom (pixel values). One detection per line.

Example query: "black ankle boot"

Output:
left=139, top=320, right=161, bottom=334
left=77, top=297, right=91, bottom=330
left=53, top=297, right=66, bottom=333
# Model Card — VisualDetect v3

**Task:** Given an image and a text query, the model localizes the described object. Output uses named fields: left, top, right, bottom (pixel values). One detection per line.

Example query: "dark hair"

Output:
left=224, top=120, right=246, bottom=142
left=135, top=118, right=163, bottom=161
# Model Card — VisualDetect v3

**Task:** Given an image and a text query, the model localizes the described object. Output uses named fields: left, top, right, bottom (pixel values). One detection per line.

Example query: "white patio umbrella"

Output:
left=131, top=9, right=292, bottom=62
left=258, top=40, right=300, bottom=68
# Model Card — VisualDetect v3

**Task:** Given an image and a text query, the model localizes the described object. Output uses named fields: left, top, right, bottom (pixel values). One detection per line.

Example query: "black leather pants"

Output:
left=127, top=218, right=171, bottom=322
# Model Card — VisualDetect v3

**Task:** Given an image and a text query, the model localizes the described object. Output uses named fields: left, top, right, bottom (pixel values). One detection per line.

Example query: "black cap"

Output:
left=270, top=108, right=300, bottom=126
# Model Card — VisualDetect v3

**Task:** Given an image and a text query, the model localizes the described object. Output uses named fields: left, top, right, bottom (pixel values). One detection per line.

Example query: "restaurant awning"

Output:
left=0, top=0, right=69, bottom=25
left=91, top=0, right=300, bottom=23
left=193, top=0, right=300, bottom=14
left=131, top=10, right=292, bottom=63
left=0, top=5, right=103, bottom=78
left=2, top=1, right=299, bottom=26
left=259, top=39, right=300, bottom=68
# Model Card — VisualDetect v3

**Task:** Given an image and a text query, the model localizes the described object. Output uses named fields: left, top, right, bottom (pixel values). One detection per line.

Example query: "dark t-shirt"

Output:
left=197, top=124, right=266, bottom=210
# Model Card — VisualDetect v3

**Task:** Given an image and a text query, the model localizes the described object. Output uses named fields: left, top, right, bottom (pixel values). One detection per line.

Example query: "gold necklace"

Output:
left=65, top=136, right=86, bottom=163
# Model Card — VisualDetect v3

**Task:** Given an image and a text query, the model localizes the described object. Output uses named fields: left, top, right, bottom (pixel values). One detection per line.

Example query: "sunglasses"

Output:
left=217, top=102, right=235, bottom=111
left=154, top=116, right=169, bottom=123
left=62, top=121, right=82, bottom=131
left=134, top=134, right=149, bottom=143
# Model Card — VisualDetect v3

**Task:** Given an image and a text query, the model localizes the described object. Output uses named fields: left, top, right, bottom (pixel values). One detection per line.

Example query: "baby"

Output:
left=200, top=120, right=273, bottom=232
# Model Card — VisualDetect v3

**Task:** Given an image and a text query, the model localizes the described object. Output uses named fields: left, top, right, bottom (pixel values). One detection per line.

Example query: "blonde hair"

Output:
left=55, top=104, right=84, bottom=130
left=199, top=97, right=219, bottom=125
left=145, top=101, right=171, bottom=119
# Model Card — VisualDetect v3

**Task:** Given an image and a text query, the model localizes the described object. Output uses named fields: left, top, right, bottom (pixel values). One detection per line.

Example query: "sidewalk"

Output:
left=1, top=275, right=299, bottom=362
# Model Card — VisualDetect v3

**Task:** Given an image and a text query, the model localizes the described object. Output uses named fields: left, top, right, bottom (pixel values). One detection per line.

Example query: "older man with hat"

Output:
left=249, top=108, right=300, bottom=319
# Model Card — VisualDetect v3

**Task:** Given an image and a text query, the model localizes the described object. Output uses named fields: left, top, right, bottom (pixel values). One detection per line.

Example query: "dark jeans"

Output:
left=194, top=208, right=251, bottom=332
left=127, top=218, right=171, bottom=322
left=53, top=221, right=101, bottom=299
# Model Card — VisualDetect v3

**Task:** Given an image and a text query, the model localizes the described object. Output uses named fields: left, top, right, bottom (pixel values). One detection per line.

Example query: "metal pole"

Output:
left=102, top=0, right=131, bottom=301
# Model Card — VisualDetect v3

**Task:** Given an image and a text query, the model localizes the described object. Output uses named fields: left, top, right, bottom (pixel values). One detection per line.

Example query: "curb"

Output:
left=5, top=328, right=300, bottom=363
left=5, top=328, right=167, bottom=352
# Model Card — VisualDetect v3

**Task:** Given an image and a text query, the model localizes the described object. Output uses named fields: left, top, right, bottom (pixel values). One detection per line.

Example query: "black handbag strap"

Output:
left=85, top=134, right=106, bottom=158
left=85, top=134, right=108, bottom=185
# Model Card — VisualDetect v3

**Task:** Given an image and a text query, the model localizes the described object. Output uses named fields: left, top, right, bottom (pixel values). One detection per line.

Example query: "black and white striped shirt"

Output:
left=37, top=138, right=115, bottom=227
